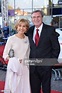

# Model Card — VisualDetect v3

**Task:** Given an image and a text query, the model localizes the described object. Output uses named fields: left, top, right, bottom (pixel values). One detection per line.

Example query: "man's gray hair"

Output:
left=31, top=10, right=44, bottom=17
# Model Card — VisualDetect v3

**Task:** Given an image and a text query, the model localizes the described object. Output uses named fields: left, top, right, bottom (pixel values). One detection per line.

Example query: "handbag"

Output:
left=8, top=48, right=14, bottom=58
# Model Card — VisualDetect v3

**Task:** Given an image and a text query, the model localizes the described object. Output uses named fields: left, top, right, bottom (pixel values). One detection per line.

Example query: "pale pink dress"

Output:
left=3, top=35, right=31, bottom=93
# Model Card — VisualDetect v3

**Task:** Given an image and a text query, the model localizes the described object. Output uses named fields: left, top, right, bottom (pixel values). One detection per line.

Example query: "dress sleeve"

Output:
left=3, top=37, right=13, bottom=60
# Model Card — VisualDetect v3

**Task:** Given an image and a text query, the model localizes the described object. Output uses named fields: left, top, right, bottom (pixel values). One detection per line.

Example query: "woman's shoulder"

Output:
left=25, top=35, right=29, bottom=40
left=7, top=34, right=15, bottom=40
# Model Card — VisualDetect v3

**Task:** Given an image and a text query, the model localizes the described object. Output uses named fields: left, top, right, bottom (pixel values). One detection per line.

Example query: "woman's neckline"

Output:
left=15, top=34, right=26, bottom=39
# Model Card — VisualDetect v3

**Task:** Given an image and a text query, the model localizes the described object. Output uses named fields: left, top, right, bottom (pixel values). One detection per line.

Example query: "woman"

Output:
left=3, top=19, right=31, bottom=93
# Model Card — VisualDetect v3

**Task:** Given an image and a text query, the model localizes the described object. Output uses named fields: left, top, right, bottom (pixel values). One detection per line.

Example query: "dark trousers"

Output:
left=30, top=66, right=52, bottom=93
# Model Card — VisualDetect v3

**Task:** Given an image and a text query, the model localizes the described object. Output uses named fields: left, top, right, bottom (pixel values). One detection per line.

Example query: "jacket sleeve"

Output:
left=50, top=29, right=60, bottom=58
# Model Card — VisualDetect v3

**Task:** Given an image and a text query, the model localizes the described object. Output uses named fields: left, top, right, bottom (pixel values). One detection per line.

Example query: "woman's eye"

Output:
left=19, top=25, right=21, bottom=27
left=23, top=26, right=26, bottom=27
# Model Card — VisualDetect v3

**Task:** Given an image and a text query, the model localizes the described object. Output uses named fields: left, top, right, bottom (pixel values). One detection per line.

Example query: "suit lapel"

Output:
left=37, top=23, right=46, bottom=47
left=29, top=26, right=36, bottom=46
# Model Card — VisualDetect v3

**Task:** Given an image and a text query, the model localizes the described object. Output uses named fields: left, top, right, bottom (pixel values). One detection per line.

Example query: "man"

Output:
left=27, top=10, right=60, bottom=93
left=3, top=22, right=9, bottom=38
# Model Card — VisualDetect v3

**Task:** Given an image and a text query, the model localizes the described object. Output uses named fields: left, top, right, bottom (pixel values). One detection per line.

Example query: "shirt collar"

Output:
left=35, top=23, right=43, bottom=36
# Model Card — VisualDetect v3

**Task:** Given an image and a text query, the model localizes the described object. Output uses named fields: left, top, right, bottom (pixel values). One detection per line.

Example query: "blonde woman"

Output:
left=3, top=19, right=31, bottom=93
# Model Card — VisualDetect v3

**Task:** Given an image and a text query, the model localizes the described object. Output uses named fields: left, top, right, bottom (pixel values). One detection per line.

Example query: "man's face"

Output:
left=32, top=12, right=43, bottom=28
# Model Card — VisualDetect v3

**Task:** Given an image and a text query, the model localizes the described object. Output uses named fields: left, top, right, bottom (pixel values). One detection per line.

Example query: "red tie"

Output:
left=35, top=29, right=40, bottom=46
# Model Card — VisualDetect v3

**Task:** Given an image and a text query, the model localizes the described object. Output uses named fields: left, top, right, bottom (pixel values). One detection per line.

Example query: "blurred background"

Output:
left=0, top=0, right=62, bottom=29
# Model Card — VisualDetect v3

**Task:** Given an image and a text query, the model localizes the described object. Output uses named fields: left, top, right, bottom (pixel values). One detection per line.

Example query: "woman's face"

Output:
left=17, top=22, right=27, bottom=34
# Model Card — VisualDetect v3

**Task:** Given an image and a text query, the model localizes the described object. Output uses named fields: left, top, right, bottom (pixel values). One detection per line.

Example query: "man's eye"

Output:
left=32, top=17, right=36, bottom=19
left=32, top=16, right=41, bottom=19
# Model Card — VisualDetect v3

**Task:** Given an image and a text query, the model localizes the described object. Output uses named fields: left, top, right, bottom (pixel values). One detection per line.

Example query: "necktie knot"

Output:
left=36, top=29, right=39, bottom=32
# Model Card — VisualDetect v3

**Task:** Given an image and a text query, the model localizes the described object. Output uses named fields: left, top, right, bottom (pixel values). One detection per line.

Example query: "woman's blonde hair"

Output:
left=15, top=19, right=29, bottom=31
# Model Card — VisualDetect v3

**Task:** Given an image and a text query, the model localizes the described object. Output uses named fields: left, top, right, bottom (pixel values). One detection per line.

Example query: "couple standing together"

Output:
left=3, top=10, right=60, bottom=93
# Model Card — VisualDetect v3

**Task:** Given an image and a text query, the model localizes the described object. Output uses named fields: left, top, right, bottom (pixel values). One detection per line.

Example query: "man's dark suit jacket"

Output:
left=27, top=23, right=60, bottom=72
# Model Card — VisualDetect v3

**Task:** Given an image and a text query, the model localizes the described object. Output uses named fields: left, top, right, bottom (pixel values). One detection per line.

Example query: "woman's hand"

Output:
left=19, top=59, right=22, bottom=63
left=5, top=56, right=9, bottom=61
